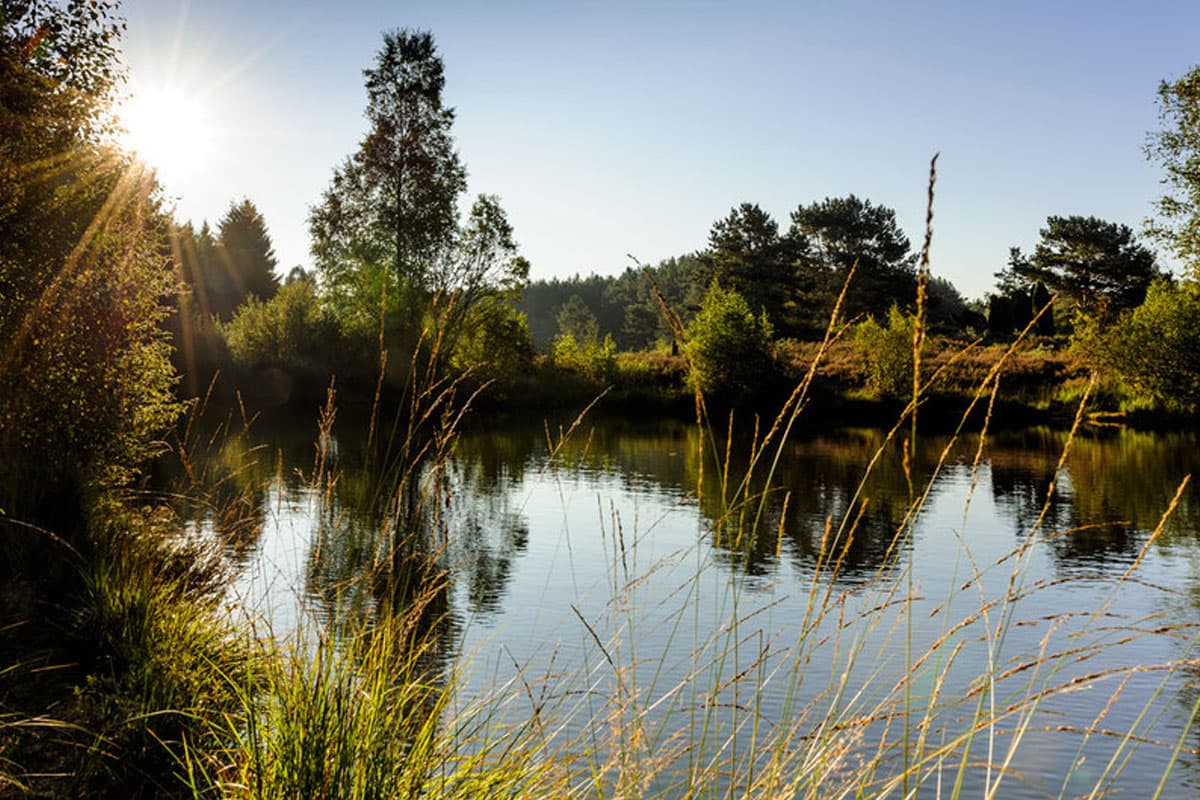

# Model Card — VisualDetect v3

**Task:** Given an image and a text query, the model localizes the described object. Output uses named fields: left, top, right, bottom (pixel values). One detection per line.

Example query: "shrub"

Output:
left=223, top=278, right=340, bottom=374
left=551, top=330, right=618, bottom=383
left=852, top=305, right=915, bottom=398
left=614, top=350, right=688, bottom=394
left=1, top=158, right=179, bottom=502
left=686, top=282, right=774, bottom=398
left=1076, top=278, right=1200, bottom=411
left=450, top=297, right=535, bottom=382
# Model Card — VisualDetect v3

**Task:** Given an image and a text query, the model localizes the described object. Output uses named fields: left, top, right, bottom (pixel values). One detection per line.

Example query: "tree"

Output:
left=853, top=306, right=915, bottom=399
left=449, top=296, right=534, bottom=384
left=925, top=276, right=974, bottom=334
left=1009, top=216, right=1160, bottom=320
left=174, top=201, right=280, bottom=323
left=699, top=203, right=800, bottom=329
left=217, top=198, right=279, bottom=308
left=309, top=29, right=467, bottom=313
left=551, top=295, right=615, bottom=382
left=1, top=0, right=179, bottom=505
left=602, top=260, right=695, bottom=350
left=789, top=195, right=916, bottom=322
left=428, top=194, right=529, bottom=355
left=1146, top=66, right=1200, bottom=275
left=309, top=31, right=528, bottom=374
left=166, top=222, right=225, bottom=391
left=555, top=295, right=599, bottom=342
left=990, top=247, right=1054, bottom=338
left=518, top=272, right=632, bottom=351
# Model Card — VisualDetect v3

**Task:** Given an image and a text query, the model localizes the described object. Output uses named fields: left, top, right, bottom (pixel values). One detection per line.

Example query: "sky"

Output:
left=117, top=0, right=1200, bottom=300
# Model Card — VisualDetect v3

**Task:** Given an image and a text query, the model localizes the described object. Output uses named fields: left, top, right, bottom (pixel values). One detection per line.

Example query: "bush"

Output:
left=1076, top=278, right=1200, bottom=412
left=852, top=306, right=915, bottom=398
left=551, top=330, right=618, bottom=383
left=686, top=282, right=774, bottom=397
left=223, top=279, right=340, bottom=374
left=450, top=297, right=535, bottom=382
left=614, top=351, right=688, bottom=394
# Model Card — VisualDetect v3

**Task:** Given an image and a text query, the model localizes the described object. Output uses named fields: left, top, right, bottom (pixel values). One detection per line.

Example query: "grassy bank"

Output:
left=469, top=335, right=1134, bottom=430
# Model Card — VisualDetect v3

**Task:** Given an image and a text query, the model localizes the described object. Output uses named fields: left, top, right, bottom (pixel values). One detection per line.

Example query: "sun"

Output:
left=119, top=84, right=216, bottom=192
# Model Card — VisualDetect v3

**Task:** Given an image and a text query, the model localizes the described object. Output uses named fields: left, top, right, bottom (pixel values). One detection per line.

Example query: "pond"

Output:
left=165, top=406, right=1200, bottom=798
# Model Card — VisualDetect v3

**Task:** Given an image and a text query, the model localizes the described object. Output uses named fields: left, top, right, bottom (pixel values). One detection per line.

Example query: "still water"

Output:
left=170, top=411, right=1200, bottom=797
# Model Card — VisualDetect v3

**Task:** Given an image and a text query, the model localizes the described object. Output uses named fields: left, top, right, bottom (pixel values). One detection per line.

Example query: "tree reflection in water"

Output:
left=166, top=410, right=1200, bottom=618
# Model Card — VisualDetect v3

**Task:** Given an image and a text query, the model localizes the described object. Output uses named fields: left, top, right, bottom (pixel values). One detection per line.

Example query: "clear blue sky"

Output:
left=120, top=0, right=1200, bottom=300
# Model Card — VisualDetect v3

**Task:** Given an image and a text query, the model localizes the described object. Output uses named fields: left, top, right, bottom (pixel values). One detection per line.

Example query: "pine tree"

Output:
left=218, top=198, right=279, bottom=306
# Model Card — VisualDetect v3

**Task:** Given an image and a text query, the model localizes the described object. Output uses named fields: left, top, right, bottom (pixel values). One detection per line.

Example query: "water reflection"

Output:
left=166, top=415, right=1200, bottom=613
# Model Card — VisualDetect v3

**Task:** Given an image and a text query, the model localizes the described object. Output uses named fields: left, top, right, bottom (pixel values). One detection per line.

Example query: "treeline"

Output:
left=518, top=206, right=1172, bottom=359
left=509, top=194, right=1200, bottom=413
left=519, top=196, right=936, bottom=352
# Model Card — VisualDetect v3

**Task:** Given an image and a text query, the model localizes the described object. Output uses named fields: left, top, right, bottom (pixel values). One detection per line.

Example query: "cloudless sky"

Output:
left=119, top=0, right=1200, bottom=299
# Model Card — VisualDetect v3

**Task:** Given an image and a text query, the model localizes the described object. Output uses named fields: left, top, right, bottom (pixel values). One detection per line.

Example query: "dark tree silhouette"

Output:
left=1, top=0, right=179, bottom=507
left=1010, top=216, right=1160, bottom=320
left=789, top=195, right=916, bottom=322
left=217, top=198, right=279, bottom=307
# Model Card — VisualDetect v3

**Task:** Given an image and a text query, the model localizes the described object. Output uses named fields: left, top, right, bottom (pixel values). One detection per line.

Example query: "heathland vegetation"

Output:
left=6, top=1, right=1200, bottom=797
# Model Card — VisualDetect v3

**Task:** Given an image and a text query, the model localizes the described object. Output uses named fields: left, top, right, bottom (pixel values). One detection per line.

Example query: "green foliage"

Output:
left=519, top=256, right=700, bottom=352
left=549, top=292, right=620, bottom=382
left=429, top=194, right=530, bottom=361
left=555, top=294, right=599, bottom=342
left=216, top=199, right=280, bottom=306
left=699, top=203, right=802, bottom=332
left=551, top=330, right=618, bottom=384
left=1007, top=216, right=1160, bottom=320
left=450, top=296, right=534, bottom=382
left=790, top=194, right=917, bottom=322
left=309, top=35, right=526, bottom=372
left=309, top=29, right=467, bottom=310
left=607, top=258, right=694, bottom=350
left=853, top=306, right=916, bottom=398
left=1147, top=65, right=1200, bottom=276
left=1077, top=278, right=1200, bottom=411
left=925, top=276, right=966, bottom=332
left=0, top=0, right=180, bottom=502
left=74, top=514, right=253, bottom=797
left=686, top=282, right=774, bottom=397
left=172, top=200, right=280, bottom=323
left=217, top=617, right=447, bottom=799
left=223, top=278, right=339, bottom=373
left=987, top=250, right=1054, bottom=339
left=521, top=276, right=619, bottom=351
left=0, top=0, right=125, bottom=147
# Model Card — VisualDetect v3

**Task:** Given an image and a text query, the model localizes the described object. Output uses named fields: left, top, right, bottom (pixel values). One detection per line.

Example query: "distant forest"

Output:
left=516, top=196, right=986, bottom=355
